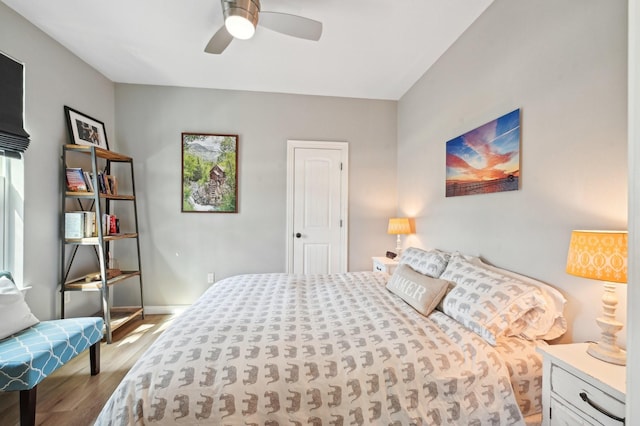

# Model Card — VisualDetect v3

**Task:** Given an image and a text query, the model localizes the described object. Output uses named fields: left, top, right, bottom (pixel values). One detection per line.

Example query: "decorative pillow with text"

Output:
left=386, top=263, right=451, bottom=317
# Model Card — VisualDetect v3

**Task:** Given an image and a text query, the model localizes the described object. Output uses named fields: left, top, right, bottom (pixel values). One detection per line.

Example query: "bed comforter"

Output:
left=96, top=272, right=526, bottom=425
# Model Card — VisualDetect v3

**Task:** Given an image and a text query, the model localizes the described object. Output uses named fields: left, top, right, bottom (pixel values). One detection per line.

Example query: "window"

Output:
left=0, top=51, right=29, bottom=286
left=0, top=153, right=24, bottom=285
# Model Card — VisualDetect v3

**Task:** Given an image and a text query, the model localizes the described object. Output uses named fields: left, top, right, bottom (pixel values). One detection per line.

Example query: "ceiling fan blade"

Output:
left=259, top=11, right=322, bottom=41
left=204, top=25, right=234, bottom=54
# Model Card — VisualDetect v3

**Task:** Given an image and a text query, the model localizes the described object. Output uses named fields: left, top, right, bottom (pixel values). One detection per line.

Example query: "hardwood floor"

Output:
left=0, top=314, right=174, bottom=426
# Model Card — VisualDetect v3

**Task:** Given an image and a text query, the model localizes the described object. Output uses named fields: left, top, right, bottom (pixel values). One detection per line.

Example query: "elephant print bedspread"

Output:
left=96, top=272, right=527, bottom=425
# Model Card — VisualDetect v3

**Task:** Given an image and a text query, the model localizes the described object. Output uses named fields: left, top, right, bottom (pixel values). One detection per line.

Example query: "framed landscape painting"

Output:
left=446, top=109, right=521, bottom=197
left=182, top=133, right=238, bottom=213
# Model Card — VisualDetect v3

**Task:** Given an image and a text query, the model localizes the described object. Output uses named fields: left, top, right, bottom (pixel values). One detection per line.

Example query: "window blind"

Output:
left=0, top=52, right=30, bottom=155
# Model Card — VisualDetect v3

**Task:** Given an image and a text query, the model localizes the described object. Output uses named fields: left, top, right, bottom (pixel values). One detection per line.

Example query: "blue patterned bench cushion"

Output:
left=0, top=317, right=103, bottom=391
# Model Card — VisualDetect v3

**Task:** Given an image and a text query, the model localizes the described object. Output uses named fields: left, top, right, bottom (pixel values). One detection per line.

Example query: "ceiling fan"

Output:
left=205, top=0, right=323, bottom=54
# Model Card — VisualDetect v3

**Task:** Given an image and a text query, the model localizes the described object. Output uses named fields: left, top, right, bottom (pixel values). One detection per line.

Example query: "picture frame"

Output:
left=64, top=106, right=109, bottom=150
left=182, top=133, right=238, bottom=213
left=445, top=109, right=521, bottom=197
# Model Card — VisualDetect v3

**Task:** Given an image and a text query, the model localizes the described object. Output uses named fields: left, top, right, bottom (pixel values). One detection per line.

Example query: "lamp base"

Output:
left=587, top=341, right=626, bottom=365
left=585, top=283, right=626, bottom=365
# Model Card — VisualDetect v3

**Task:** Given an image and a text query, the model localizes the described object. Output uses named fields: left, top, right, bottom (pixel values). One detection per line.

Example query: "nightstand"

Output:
left=538, top=343, right=625, bottom=425
left=372, top=256, right=398, bottom=274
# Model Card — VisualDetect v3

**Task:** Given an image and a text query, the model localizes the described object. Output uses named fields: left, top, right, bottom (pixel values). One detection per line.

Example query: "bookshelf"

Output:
left=60, top=144, right=144, bottom=343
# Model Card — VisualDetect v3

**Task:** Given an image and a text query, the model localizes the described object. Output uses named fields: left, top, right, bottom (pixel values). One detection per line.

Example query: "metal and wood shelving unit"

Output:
left=60, top=144, right=144, bottom=343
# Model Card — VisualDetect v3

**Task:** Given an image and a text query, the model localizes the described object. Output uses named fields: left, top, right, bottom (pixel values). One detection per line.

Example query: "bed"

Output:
left=95, top=248, right=566, bottom=425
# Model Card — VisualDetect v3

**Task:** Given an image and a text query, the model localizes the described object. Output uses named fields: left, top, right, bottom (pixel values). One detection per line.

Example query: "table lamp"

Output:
left=387, top=217, right=412, bottom=256
left=566, top=230, right=627, bottom=365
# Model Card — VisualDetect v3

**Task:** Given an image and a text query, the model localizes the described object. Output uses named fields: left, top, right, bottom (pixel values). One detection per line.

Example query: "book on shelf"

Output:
left=106, top=175, right=118, bottom=195
left=109, top=214, right=117, bottom=234
left=65, top=168, right=88, bottom=192
left=83, top=171, right=94, bottom=192
left=95, top=173, right=118, bottom=195
left=97, top=172, right=106, bottom=194
left=67, top=168, right=119, bottom=196
left=65, top=211, right=98, bottom=239
left=101, top=213, right=119, bottom=235
left=65, top=212, right=85, bottom=238
left=103, top=172, right=111, bottom=194
left=83, top=211, right=96, bottom=238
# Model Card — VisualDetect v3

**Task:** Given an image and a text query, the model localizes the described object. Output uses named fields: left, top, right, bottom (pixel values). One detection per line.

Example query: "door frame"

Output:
left=286, top=140, right=349, bottom=273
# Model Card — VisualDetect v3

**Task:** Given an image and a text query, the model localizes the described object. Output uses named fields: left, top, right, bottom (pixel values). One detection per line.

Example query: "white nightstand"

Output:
left=537, top=343, right=625, bottom=425
left=372, top=256, right=398, bottom=274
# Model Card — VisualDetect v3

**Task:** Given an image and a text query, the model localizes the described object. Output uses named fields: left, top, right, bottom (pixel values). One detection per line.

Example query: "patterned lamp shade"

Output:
left=387, top=218, right=412, bottom=235
left=566, top=230, right=627, bottom=283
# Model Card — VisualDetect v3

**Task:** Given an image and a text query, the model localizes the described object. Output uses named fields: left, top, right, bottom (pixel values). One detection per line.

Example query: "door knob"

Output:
left=295, top=233, right=302, bottom=238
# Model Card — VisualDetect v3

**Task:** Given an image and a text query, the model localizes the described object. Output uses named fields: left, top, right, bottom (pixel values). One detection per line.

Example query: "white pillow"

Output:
left=0, top=276, right=39, bottom=340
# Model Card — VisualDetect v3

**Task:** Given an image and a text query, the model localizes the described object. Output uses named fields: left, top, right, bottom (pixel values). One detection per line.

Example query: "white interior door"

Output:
left=286, top=141, right=348, bottom=274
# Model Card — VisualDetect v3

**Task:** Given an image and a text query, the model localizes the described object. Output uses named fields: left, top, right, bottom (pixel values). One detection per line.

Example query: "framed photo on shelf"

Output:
left=182, top=133, right=238, bottom=213
left=64, top=106, right=109, bottom=150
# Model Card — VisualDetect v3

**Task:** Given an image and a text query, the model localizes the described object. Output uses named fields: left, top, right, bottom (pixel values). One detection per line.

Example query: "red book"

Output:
left=109, top=215, right=117, bottom=234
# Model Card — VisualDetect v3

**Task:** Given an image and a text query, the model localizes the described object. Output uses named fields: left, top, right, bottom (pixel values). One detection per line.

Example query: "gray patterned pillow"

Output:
left=386, top=264, right=451, bottom=317
left=468, top=257, right=567, bottom=341
left=398, top=247, right=451, bottom=278
left=440, top=254, right=546, bottom=345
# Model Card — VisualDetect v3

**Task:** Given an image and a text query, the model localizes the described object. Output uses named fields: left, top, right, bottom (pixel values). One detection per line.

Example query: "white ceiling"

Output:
left=2, top=0, right=494, bottom=100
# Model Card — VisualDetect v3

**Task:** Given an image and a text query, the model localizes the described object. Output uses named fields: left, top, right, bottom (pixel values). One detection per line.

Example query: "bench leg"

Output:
left=19, top=386, right=37, bottom=426
left=90, top=341, right=100, bottom=375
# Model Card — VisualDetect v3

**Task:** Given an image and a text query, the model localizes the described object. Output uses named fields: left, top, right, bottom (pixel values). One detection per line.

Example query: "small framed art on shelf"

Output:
left=64, top=106, right=109, bottom=150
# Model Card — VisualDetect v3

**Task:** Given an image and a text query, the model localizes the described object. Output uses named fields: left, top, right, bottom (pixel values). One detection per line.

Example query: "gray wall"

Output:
left=0, top=3, right=115, bottom=320
left=113, top=85, right=397, bottom=307
left=398, top=0, right=628, bottom=345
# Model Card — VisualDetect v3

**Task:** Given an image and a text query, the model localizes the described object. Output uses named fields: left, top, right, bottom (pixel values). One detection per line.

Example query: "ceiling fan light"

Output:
left=225, top=15, right=255, bottom=40
left=222, top=0, right=260, bottom=40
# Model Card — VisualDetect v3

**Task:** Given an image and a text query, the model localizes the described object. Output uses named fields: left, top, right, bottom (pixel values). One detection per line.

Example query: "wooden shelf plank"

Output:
left=63, top=144, right=132, bottom=162
left=65, top=233, right=138, bottom=245
left=91, top=307, right=144, bottom=334
left=65, top=191, right=134, bottom=201
left=64, top=271, right=141, bottom=289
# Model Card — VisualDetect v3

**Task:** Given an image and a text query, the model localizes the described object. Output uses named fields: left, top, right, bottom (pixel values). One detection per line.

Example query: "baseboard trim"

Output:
left=144, top=305, right=190, bottom=315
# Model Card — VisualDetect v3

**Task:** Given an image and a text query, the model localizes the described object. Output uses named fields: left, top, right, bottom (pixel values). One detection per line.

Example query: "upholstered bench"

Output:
left=0, top=317, right=103, bottom=426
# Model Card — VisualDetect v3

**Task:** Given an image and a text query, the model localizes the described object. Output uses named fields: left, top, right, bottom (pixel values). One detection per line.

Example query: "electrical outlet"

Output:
left=64, top=292, right=71, bottom=303
left=207, top=272, right=214, bottom=284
